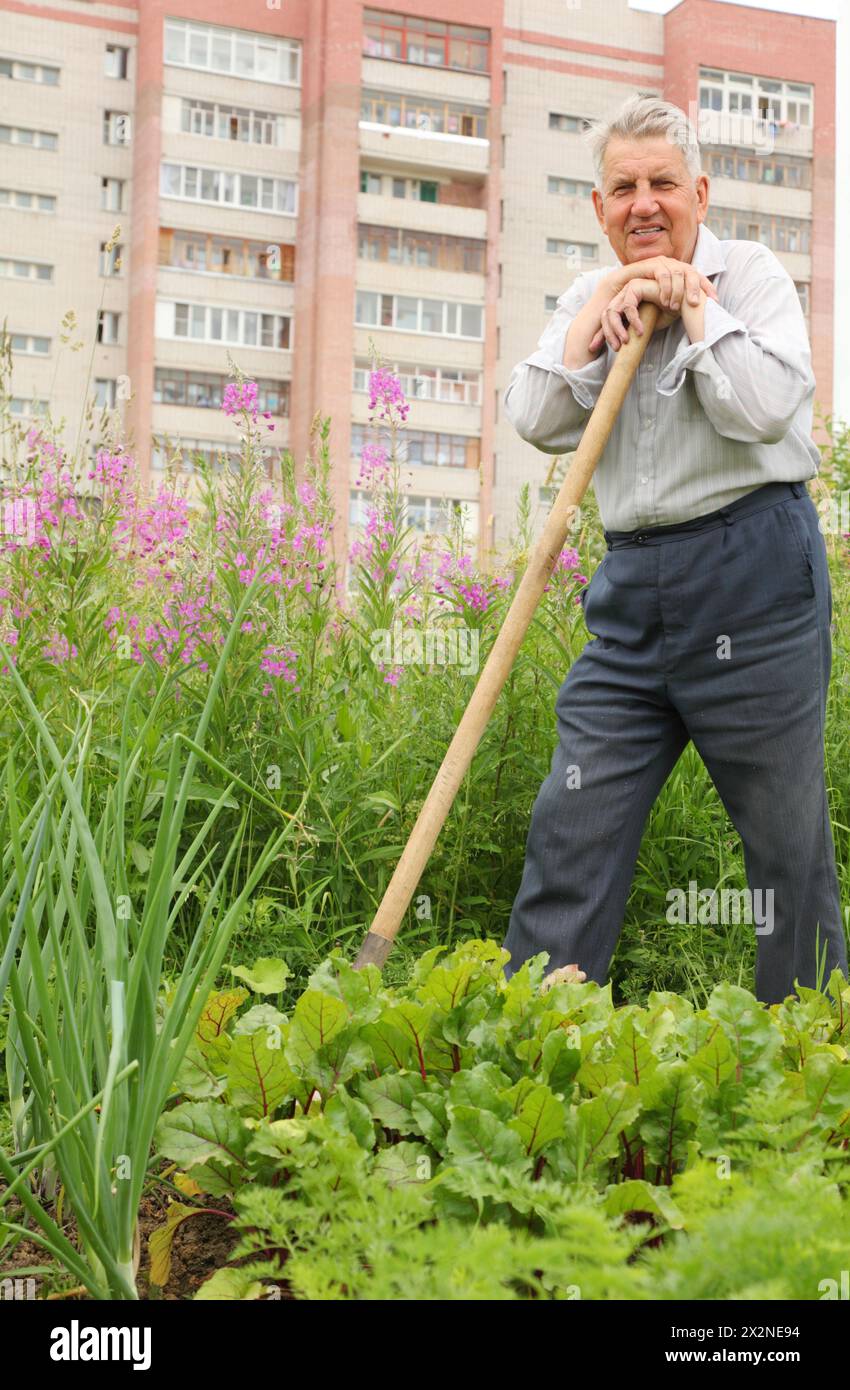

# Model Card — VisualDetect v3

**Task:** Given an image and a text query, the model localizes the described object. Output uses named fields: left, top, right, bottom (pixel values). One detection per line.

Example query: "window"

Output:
left=158, top=228, right=294, bottom=281
left=353, top=358, right=481, bottom=405
left=164, top=19, right=300, bottom=85
left=355, top=291, right=483, bottom=338
left=546, top=238, right=598, bottom=262
left=160, top=162, right=297, bottom=214
left=180, top=98, right=286, bottom=146
left=362, top=10, right=489, bottom=74
left=704, top=147, right=811, bottom=189
left=0, top=258, right=53, bottom=281
left=99, top=242, right=123, bottom=276
left=549, top=113, right=589, bottom=134
left=352, top=422, right=478, bottom=470
left=0, top=126, right=58, bottom=149
left=101, top=177, right=125, bottom=211
left=358, top=224, right=485, bottom=273
left=0, top=57, right=59, bottom=84
left=548, top=175, right=594, bottom=198
left=10, top=334, right=50, bottom=355
left=9, top=397, right=49, bottom=417
left=360, top=89, right=487, bottom=140
left=151, top=437, right=244, bottom=475
left=698, top=68, right=813, bottom=127
left=153, top=368, right=289, bottom=414
left=159, top=300, right=292, bottom=350
left=94, top=378, right=117, bottom=408
left=0, top=188, right=56, bottom=212
left=104, top=45, right=129, bottom=79
left=706, top=207, right=811, bottom=255
left=97, top=311, right=120, bottom=344
left=103, top=111, right=130, bottom=145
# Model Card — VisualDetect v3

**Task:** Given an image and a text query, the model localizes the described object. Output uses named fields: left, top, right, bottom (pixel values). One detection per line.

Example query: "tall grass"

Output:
left=0, top=567, right=306, bottom=1297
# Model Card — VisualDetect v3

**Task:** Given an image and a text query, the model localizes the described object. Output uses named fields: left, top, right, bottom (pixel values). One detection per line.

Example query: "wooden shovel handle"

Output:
left=353, top=300, right=660, bottom=969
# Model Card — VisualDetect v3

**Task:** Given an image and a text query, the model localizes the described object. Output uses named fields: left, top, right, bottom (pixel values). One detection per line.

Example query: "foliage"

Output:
left=149, top=940, right=850, bottom=1300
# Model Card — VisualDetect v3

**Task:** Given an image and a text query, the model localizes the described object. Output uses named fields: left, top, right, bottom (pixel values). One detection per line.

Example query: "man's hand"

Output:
left=589, top=277, right=709, bottom=354
left=562, top=255, right=719, bottom=371
left=605, top=255, right=719, bottom=311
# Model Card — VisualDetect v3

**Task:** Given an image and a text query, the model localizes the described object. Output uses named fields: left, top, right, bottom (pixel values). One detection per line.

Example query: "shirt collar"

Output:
left=689, top=222, right=727, bottom=278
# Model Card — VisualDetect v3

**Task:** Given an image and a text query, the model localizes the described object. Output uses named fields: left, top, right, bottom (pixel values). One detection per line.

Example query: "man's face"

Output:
left=591, top=136, right=710, bottom=265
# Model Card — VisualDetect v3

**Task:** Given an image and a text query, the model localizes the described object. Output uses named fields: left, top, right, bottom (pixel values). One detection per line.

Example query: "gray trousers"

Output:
left=502, top=480, right=849, bottom=1005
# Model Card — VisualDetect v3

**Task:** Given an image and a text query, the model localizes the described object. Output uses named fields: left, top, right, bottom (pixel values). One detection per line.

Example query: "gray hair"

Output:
left=583, top=95, right=703, bottom=191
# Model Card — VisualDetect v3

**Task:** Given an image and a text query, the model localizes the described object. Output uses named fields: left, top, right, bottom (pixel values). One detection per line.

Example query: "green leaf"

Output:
left=371, top=1141, right=434, bottom=1187
left=286, top=990, right=350, bottom=1073
left=324, top=1088, right=376, bottom=1150
left=195, top=1268, right=265, bottom=1300
left=155, top=1102, right=250, bottom=1193
left=446, top=1106, right=528, bottom=1167
left=228, top=957, right=291, bottom=994
left=603, top=1179, right=684, bottom=1229
left=505, top=1080, right=566, bottom=1157
left=562, top=1082, right=641, bottom=1178
left=225, top=1031, right=299, bottom=1118
left=128, top=839, right=152, bottom=875
left=358, top=1072, right=428, bottom=1134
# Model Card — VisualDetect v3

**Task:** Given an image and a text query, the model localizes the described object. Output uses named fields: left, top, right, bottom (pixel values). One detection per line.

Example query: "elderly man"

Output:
left=501, top=95, right=848, bottom=1004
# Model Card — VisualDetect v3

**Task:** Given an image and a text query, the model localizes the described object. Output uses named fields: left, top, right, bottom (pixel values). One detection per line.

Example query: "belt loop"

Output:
left=790, top=481, right=803, bottom=498
left=719, top=508, right=734, bottom=526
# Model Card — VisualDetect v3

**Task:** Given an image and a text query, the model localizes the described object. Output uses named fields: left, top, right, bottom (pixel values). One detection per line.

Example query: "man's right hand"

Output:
left=603, top=256, right=719, bottom=313
left=562, top=256, right=720, bottom=372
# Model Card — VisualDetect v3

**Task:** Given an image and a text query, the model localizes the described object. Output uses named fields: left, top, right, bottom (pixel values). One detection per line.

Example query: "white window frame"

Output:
left=0, top=57, right=60, bottom=85
left=94, top=378, right=118, bottom=408
left=159, top=161, right=297, bottom=215
left=101, top=177, right=125, bottom=212
left=10, top=333, right=51, bottom=355
left=354, top=290, right=483, bottom=339
left=698, top=67, right=813, bottom=127
left=547, top=175, right=593, bottom=198
left=180, top=98, right=286, bottom=146
left=0, top=188, right=56, bottom=212
left=104, top=45, right=129, bottom=79
left=10, top=396, right=49, bottom=417
left=163, top=19, right=300, bottom=86
left=158, top=299, right=293, bottom=351
left=546, top=238, right=598, bottom=262
left=97, top=311, right=121, bottom=345
left=353, top=360, right=481, bottom=405
left=0, top=126, right=58, bottom=149
left=0, top=257, right=53, bottom=281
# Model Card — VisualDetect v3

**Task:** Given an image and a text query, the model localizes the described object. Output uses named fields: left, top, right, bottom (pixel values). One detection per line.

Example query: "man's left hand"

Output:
left=589, top=278, right=708, bottom=354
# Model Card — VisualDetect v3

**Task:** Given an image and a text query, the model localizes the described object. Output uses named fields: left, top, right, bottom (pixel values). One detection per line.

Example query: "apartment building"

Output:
left=0, top=0, right=835, bottom=571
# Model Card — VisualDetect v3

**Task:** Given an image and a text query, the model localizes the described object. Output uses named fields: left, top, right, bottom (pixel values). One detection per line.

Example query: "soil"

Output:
left=0, top=1177, right=290, bottom=1300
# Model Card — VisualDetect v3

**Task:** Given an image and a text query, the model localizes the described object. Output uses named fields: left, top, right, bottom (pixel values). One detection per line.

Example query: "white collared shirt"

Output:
left=503, top=222, right=820, bottom=532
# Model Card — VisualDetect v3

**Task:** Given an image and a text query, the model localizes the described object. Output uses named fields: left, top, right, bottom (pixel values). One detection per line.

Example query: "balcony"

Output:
left=360, top=87, right=489, bottom=177
left=697, top=109, right=813, bottom=158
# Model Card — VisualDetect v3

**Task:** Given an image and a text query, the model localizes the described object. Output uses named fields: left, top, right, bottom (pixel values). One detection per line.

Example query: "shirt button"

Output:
left=640, top=476, right=649, bottom=484
left=645, top=362, right=656, bottom=372
left=643, top=418, right=653, bottom=429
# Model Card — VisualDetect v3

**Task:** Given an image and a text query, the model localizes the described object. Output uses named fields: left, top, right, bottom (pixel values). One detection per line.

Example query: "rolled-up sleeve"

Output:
left=655, top=260, right=814, bottom=445
left=503, top=274, right=610, bottom=454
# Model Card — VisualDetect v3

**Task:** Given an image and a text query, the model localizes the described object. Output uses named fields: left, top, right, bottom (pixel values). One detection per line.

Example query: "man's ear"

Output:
left=695, top=173, right=710, bottom=221
left=591, top=188, right=607, bottom=234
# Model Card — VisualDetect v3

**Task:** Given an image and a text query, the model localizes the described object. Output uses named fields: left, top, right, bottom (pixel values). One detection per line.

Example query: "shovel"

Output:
left=353, top=301, right=660, bottom=970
